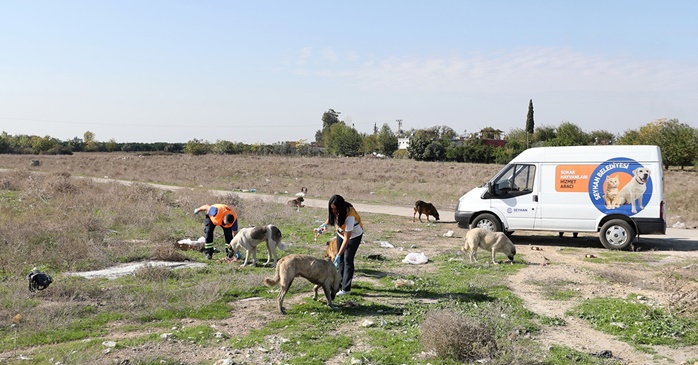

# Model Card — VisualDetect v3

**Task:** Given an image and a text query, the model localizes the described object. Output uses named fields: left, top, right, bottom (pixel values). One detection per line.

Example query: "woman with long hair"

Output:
left=316, top=194, right=364, bottom=295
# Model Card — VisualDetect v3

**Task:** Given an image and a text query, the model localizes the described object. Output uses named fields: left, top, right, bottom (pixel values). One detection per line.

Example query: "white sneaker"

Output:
left=337, top=290, right=351, bottom=296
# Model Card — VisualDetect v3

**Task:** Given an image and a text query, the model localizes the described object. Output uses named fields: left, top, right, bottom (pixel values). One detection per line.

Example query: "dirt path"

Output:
left=509, top=242, right=698, bottom=364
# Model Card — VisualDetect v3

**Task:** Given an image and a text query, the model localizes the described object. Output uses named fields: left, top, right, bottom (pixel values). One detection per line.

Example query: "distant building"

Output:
left=397, top=136, right=411, bottom=150
left=479, top=128, right=506, bottom=148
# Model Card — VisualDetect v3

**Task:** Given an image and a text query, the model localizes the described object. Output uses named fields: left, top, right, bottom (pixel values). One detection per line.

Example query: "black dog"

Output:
left=413, top=200, right=440, bottom=223
left=27, top=268, right=53, bottom=292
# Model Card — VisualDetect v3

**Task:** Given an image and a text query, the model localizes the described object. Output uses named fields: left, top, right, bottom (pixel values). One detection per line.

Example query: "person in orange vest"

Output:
left=194, top=204, right=239, bottom=260
left=315, top=194, right=364, bottom=296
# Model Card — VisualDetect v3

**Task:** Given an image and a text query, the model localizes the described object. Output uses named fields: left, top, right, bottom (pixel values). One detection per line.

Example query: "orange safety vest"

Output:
left=337, top=206, right=363, bottom=233
left=209, top=204, right=237, bottom=228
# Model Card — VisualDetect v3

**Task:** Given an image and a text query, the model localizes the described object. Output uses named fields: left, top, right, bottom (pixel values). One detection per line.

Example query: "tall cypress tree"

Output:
left=525, top=99, right=535, bottom=148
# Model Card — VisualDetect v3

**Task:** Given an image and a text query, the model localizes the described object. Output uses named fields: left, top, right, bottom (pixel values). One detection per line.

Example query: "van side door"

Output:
left=486, top=164, right=538, bottom=230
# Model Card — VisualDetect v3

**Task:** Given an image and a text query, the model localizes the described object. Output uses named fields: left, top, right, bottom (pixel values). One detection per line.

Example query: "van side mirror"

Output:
left=487, top=181, right=495, bottom=195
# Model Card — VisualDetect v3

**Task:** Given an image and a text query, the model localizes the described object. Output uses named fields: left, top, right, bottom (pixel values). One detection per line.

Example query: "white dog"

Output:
left=618, top=167, right=651, bottom=213
left=229, top=225, right=286, bottom=267
left=463, top=228, right=516, bottom=264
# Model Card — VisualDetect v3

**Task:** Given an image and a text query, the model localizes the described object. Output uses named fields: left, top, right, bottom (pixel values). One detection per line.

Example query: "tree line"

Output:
left=1, top=110, right=696, bottom=169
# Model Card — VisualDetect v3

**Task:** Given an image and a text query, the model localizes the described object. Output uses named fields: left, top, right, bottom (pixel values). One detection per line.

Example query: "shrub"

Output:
left=420, top=308, right=496, bottom=361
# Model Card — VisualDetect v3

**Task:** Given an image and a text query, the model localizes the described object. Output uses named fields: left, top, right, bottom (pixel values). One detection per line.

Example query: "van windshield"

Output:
left=490, top=164, right=536, bottom=196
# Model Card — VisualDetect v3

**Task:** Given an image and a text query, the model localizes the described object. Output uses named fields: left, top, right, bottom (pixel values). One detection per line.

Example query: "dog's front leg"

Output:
left=241, top=250, right=251, bottom=267
left=323, top=286, right=338, bottom=310
left=491, top=249, right=499, bottom=265
left=637, top=194, right=645, bottom=210
left=630, top=195, right=638, bottom=213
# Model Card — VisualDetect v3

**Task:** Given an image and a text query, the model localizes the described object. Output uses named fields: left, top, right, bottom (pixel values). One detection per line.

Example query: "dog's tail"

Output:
left=263, top=268, right=281, bottom=287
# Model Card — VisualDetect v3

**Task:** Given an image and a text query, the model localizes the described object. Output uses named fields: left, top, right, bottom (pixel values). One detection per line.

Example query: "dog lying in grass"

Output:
left=263, top=254, right=341, bottom=314
left=463, top=228, right=516, bottom=264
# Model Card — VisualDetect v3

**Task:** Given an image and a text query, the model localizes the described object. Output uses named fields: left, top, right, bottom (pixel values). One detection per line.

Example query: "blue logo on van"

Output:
left=588, top=157, right=653, bottom=216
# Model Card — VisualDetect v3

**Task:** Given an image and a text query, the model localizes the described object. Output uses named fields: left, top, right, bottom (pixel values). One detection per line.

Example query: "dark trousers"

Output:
left=336, top=234, right=363, bottom=292
left=204, top=215, right=233, bottom=249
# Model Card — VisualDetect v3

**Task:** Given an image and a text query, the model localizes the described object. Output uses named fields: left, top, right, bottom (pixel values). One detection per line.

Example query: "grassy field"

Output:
left=0, top=153, right=696, bottom=364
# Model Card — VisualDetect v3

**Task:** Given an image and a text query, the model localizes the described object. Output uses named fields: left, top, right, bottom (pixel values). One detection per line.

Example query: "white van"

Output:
left=454, top=145, right=666, bottom=249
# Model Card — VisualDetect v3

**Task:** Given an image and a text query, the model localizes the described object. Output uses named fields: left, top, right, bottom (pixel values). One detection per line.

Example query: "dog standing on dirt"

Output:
left=229, top=224, right=285, bottom=267
left=413, top=200, right=440, bottom=223
left=463, top=228, right=516, bottom=264
left=263, top=254, right=341, bottom=314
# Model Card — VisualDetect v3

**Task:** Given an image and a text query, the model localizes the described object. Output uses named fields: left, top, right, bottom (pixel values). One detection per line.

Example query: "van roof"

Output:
left=511, top=145, right=662, bottom=164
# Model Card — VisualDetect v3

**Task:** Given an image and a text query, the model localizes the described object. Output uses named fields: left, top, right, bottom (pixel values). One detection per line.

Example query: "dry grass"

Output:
left=661, top=266, right=698, bottom=316
left=3, top=152, right=695, bottom=227
left=0, top=153, right=696, bottom=363
left=420, top=308, right=496, bottom=361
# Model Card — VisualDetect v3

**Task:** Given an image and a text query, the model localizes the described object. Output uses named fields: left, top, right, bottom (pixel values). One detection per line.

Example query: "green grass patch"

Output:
left=568, top=296, right=698, bottom=346
left=545, top=345, right=621, bottom=364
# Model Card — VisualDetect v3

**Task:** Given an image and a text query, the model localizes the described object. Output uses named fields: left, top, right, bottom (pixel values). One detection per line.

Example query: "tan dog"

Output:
left=618, top=167, right=651, bottom=213
left=603, top=175, right=621, bottom=209
left=263, top=254, right=341, bottom=314
left=463, top=228, right=516, bottom=264
left=229, top=224, right=285, bottom=267
left=287, top=196, right=305, bottom=207
left=324, top=237, right=338, bottom=261
left=413, top=200, right=440, bottom=222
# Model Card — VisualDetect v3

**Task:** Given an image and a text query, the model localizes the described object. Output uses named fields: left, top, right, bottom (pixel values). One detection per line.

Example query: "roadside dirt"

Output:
left=505, top=232, right=698, bottom=365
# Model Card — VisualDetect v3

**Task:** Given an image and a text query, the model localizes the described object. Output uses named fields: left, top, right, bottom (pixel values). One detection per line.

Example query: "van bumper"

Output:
left=454, top=211, right=473, bottom=229
left=634, top=218, right=667, bottom=235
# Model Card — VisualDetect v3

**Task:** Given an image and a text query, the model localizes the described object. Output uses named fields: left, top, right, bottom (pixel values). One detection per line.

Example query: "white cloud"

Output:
left=297, top=47, right=696, bottom=97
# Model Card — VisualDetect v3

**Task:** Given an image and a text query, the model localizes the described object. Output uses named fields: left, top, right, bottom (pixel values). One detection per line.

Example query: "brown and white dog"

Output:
left=413, top=200, right=440, bottom=222
left=264, top=254, right=341, bottom=314
left=287, top=196, right=305, bottom=208
left=228, top=224, right=285, bottom=267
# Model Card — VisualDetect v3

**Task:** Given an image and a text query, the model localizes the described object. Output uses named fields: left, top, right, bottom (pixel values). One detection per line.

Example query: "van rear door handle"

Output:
left=533, top=195, right=538, bottom=202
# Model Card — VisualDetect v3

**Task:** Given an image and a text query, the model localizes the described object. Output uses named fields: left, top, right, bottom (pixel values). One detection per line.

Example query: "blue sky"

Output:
left=1, top=1, right=696, bottom=144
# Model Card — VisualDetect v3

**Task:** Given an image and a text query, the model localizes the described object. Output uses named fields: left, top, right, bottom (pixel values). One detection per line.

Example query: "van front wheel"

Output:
left=471, top=214, right=502, bottom=232
left=599, top=220, right=635, bottom=250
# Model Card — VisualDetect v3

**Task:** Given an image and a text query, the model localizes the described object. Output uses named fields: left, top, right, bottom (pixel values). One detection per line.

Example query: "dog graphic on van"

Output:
left=618, top=168, right=651, bottom=213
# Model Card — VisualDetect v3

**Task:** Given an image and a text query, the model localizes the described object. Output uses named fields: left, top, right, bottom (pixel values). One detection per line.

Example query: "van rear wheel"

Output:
left=599, top=219, right=635, bottom=250
left=471, top=213, right=502, bottom=232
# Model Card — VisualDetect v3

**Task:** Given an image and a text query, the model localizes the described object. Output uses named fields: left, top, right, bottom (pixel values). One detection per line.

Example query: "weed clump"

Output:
left=420, top=308, right=496, bottom=361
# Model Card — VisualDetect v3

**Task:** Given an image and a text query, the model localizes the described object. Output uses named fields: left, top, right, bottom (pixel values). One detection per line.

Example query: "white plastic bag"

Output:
left=402, top=252, right=428, bottom=265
